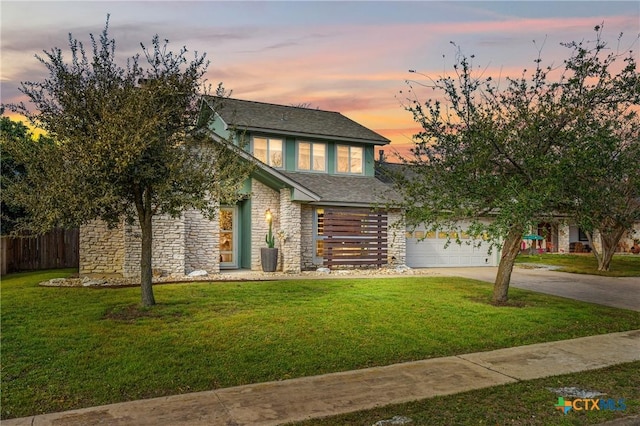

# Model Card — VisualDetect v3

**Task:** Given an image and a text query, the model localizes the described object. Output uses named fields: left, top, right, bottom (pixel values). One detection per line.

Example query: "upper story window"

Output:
left=253, top=137, right=283, bottom=168
left=297, top=141, right=326, bottom=172
left=336, top=145, right=363, bottom=174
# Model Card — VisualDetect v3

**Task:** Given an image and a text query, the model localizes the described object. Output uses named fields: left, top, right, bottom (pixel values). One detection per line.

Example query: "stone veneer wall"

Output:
left=558, top=223, right=605, bottom=253
left=123, top=215, right=186, bottom=278
left=558, top=224, right=570, bottom=253
left=279, top=188, right=302, bottom=273
left=185, top=209, right=219, bottom=274
left=621, top=223, right=640, bottom=251
left=387, top=209, right=406, bottom=265
left=80, top=220, right=125, bottom=275
left=300, top=205, right=316, bottom=270
left=251, top=179, right=281, bottom=271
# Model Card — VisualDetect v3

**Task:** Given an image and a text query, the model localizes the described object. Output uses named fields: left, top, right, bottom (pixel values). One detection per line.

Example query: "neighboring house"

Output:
left=533, top=222, right=640, bottom=254
left=80, top=98, right=406, bottom=277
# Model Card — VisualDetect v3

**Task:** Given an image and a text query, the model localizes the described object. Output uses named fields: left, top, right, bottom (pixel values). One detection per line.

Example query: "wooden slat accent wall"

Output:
left=0, top=228, right=79, bottom=275
left=323, top=208, right=387, bottom=268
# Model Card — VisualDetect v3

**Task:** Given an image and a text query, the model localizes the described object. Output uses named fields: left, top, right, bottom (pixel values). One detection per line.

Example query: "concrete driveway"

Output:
left=430, top=266, right=640, bottom=312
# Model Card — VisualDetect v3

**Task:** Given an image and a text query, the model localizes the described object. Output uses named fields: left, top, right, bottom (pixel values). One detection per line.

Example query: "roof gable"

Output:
left=208, top=97, right=390, bottom=145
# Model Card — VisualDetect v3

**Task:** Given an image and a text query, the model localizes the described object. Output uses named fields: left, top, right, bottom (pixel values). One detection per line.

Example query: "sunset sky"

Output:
left=2, top=1, right=639, bottom=155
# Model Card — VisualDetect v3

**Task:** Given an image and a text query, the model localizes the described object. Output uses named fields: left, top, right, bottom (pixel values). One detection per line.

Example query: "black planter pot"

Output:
left=260, top=248, right=279, bottom=272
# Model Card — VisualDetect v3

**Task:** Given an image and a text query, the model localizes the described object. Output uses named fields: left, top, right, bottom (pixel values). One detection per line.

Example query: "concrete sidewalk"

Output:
left=5, top=330, right=639, bottom=426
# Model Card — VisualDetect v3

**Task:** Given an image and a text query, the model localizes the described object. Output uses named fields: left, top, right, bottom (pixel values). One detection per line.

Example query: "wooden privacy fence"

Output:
left=0, top=228, right=79, bottom=275
left=323, top=208, right=387, bottom=268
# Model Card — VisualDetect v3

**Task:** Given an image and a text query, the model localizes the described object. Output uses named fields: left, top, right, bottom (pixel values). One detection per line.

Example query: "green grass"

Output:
left=292, top=361, right=640, bottom=426
left=516, top=253, right=640, bottom=276
left=2, top=269, right=640, bottom=419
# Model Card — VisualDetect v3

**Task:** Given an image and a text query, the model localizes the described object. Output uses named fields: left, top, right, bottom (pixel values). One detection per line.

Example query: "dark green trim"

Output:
left=364, top=145, right=375, bottom=176
left=285, top=137, right=296, bottom=171
left=327, top=142, right=336, bottom=174
left=239, top=178, right=251, bottom=195
left=240, top=199, right=252, bottom=269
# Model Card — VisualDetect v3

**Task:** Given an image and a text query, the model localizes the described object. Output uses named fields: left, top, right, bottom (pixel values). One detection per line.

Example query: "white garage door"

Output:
left=406, top=228, right=498, bottom=267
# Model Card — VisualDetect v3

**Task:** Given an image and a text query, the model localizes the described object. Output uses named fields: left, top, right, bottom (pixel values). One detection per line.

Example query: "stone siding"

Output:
left=80, top=181, right=421, bottom=276
left=620, top=223, right=640, bottom=252
left=387, top=209, right=406, bottom=265
left=279, top=188, right=302, bottom=273
left=300, top=205, right=316, bottom=270
left=185, top=209, right=219, bottom=274
left=251, top=179, right=281, bottom=271
left=123, top=215, right=186, bottom=278
left=80, top=220, right=125, bottom=275
left=558, top=224, right=570, bottom=253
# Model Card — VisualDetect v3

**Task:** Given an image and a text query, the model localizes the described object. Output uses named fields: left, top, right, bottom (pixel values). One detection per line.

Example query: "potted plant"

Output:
left=261, top=209, right=279, bottom=272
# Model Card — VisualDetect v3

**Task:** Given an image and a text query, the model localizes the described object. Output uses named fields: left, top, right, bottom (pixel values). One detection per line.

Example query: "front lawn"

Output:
left=2, top=269, right=640, bottom=419
left=516, top=253, right=640, bottom=277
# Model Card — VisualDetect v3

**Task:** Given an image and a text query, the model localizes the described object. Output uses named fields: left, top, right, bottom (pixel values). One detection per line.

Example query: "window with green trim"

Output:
left=297, top=141, right=326, bottom=172
left=336, top=145, right=363, bottom=174
left=253, top=137, right=283, bottom=168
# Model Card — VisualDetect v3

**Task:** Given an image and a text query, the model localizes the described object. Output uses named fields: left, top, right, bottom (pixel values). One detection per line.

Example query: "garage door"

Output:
left=406, top=228, right=498, bottom=267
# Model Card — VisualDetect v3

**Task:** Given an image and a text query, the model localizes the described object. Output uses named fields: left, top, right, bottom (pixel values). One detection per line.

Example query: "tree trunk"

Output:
left=585, top=231, right=602, bottom=269
left=597, top=225, right=626, bottom=272
left=136, top=186, right=156, bottom=307
left=493, top=225, right=524, bottom=304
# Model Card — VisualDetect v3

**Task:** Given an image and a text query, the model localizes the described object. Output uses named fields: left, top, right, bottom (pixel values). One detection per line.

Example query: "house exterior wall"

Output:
left=81, top=211, right=220, bottom=278
left=279, top=188, right=302, bottom=273
left=387, top=209, right=406, bottom=265
left=250, top=179, right=281, bottom=271
left=80, top=220, right=125, bottom=275
left=620, top=223, right=640, bottom=252
left=558, top=224, right=570, bottom=253
left=560, top=222, right=640, bottom=253
left=568, top=226, right=581, bottom=244
left=300, top=205, right=316, bottom=270
left=122, top=215, right=186, bottom=278
left=185, top=209, right=219, bottom=274
left=558, top=224, right=607, bottom=253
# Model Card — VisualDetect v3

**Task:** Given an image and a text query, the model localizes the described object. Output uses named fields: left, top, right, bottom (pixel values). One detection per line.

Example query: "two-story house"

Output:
left=79, top=98, right=406, bottom=277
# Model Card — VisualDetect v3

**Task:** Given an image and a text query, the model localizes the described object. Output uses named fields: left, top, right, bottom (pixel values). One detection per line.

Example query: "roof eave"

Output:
left=306, top=201, right=399, bottom=209
left=230, top=125, right=390, bottom=145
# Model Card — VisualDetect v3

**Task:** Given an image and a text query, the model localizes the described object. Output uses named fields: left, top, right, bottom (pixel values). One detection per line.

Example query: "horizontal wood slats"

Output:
left=323, top=208, right=387, bottom=268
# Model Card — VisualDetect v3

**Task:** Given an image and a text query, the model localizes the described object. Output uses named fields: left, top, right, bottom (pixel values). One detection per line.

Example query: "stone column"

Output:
left=251, top=179, right=280, bottom=271
left=279, top=188, right=302, bottom=273
left=300, top=205, right=316, bottom=270
left=558, top=223, right=570, bottom=253
left=387, top=209, right=406, bottom=265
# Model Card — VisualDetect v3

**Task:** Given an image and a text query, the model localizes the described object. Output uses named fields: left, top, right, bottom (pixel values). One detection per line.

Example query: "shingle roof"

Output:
left=209, top=97, right=390, bottom=145
left=281, top=171, right=400, bottom=205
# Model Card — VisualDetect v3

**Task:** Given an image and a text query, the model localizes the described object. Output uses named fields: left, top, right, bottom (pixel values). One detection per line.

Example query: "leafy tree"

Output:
left=395, top=27, right=639, bottom=303
left=4, top=18, right=252, bottom=306
left=555, top=29, right=640, bottom=271
left=0, top=116, right=34, bottom=235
